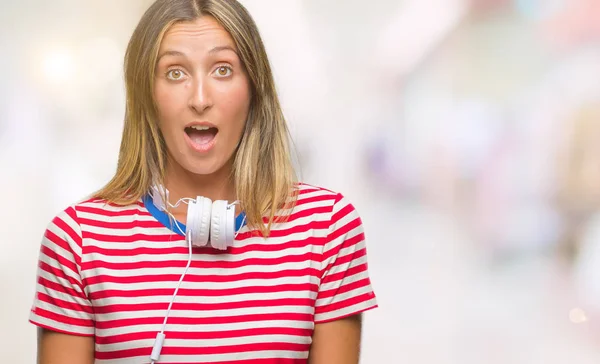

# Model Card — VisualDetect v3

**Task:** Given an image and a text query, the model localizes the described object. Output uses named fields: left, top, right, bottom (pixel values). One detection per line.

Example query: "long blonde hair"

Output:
left=94, top=0, right=298, bottom=236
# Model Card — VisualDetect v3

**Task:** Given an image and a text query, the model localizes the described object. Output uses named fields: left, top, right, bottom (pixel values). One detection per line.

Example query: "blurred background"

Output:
left=2, top=0, right=600, bottom=362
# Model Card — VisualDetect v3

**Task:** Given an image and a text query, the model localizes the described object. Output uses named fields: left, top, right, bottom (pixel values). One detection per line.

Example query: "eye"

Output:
left=166, top=69, right=186, bottom=81
left=214, top=66, right=232, bottom=78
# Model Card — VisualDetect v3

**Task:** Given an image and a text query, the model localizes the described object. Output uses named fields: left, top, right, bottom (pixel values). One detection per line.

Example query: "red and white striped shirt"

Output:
left=29, top=183, right=378, bottom=363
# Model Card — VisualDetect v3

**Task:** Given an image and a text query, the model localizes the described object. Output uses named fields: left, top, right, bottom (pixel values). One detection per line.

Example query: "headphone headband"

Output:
left=149, top=185, right=243, bottom=250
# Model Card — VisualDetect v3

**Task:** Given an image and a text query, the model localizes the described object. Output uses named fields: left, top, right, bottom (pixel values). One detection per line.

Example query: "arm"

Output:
left=38, top=328, right=95, bottom=364
left=30, top=207, right=96, bottom=363
left=312, top=194, right=377, bottom=363
left=308, top=314, right=363, bottom=364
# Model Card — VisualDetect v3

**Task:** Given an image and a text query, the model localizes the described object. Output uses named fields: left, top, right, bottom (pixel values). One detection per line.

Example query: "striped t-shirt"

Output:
left=29, top=183, right=378, bottom=363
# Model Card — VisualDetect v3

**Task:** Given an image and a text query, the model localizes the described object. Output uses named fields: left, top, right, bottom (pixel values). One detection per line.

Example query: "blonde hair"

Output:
left=94, top=0, right=298, bottom=236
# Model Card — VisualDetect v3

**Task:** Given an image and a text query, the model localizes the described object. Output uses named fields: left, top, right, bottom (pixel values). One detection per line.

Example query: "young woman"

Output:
left=30, top=0, right=378, bottom=363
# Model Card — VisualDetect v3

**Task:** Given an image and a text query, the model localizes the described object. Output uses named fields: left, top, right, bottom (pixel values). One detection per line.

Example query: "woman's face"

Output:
left=154, top=16, right=251, bottom=177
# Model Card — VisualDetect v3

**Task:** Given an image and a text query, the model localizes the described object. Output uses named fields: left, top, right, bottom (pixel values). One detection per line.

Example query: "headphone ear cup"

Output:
left=225, top=203, right=236, bottom=247
left=187, top=197, right=212, bottom=247
left=210, top=200, right=226, bottom=250
left=211, top=200, right=237, bottom=250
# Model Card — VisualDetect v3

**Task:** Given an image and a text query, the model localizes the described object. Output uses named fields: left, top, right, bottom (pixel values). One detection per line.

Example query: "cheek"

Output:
left=217, top=83, right=251, bottom=127
left=154, top=83, right=183, bottom=130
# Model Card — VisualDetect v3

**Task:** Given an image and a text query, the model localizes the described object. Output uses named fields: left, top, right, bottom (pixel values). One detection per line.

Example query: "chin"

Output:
left=182, top=156, right=229, bottom=176
left=184, top=164, right=222, bottom=176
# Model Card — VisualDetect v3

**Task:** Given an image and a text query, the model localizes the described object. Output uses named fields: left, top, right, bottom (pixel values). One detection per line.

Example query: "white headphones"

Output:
left=149, top=185, right=243, bottom=250
left=147, top=185, right=246, bottom=363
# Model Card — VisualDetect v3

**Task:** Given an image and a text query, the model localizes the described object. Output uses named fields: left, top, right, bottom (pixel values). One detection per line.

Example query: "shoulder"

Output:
left=292, top=182, right=361, bottom=222
left=295, top=181, right=358, bottom=202
left=47, top=197, right=147, bottom=231
left=70, top=197, right=147, bottom=217
left=291, top=182, right=340, bottom=210
left=41, top=197, right=151, bottom=255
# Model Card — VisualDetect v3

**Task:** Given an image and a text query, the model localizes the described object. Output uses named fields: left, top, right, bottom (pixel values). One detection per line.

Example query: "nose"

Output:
left=188, top=78, right=213, bottom=114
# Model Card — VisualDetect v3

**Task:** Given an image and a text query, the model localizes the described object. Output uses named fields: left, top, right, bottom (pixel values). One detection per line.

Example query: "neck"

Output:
left=162, top=158, right=237, bottom=206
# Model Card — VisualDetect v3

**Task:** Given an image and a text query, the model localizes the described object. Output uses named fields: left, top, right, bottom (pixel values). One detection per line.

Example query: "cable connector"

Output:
left=150, top=332, right=166, bottom=362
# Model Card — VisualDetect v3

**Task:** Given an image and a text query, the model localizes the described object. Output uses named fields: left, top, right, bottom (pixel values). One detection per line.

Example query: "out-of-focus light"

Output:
left=42, top=49, right=75, bottom=84
left=514, top=0, right=565, bottom=21
left=569, top=308, right=588, bottom=324
left=373, top=0, right=468, bottom=78
left=78, top=37, right=122, bottom=88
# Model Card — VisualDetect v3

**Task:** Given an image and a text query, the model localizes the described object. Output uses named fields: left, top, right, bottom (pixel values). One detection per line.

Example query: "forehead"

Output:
left=159, top=16, right=237, bottom=53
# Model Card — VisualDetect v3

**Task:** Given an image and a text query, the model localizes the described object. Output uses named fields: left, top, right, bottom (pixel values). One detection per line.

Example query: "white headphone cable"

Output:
left=149, top=205, right=245, bottom=363
left=150, top=224, right=192, bottom=363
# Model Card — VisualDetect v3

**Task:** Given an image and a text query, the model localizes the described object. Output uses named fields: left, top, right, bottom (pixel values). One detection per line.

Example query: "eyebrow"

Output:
left=157, top=46, right=238, bottom=61
left=157, top=50, right=185, bottom=61
left=208, top=45, right=238, bottom=55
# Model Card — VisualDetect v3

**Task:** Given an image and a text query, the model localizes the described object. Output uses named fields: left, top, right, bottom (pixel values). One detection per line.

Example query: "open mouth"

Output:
left=185, top=125, right=218, bottom=147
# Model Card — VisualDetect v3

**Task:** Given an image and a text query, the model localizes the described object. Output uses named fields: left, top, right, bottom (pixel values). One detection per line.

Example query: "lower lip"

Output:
left=184, top=131, right=217, bottom=153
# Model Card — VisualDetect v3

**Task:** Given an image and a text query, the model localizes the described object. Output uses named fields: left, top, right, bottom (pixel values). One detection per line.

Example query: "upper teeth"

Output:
left=190, top=125, right=211, bottom=131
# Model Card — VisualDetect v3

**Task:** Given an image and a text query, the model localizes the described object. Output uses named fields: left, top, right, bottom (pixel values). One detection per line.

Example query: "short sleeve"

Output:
left=29, top=206, right=95, bottom=336
left=314, top=194, right=378, bottom=323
